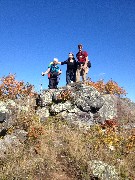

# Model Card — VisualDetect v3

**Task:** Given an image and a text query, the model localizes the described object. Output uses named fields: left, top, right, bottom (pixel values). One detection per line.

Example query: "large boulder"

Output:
left=39, top=83, right=135, bottom=126
left=41, top=84, right=103, bottom=125
left=72, top=86, right=104, bottom=113
left=59, top=110, right=94, bottom=127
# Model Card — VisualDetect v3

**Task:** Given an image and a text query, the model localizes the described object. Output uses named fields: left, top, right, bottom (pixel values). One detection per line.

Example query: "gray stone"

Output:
left=99, top=95, right=118, bottom=120
left=0, top=101, right=9, bottom=123
left=73, top=86, right=104, bottom=112
left=0, top=134, right=22, bottom=159
left=0, top=112, right=8, bottom=123
left=50, top=101, right=72, bottom=113
left=41, top=90, right=54, bottom=105
left=88, top=160, right=119, bottom=180
left=13, top=129, right=28, bottom=142
left=36, top=107, right=50, bottom=122
left=59, top=108, right=94, bottom=127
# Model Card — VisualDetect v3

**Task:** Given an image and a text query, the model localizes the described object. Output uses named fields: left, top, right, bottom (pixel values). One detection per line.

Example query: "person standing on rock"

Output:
left=42, top=58, right=62, bottom=89
left=58, top=52, right=77, bottom=85
left=76, top=44, right=89, bottom=82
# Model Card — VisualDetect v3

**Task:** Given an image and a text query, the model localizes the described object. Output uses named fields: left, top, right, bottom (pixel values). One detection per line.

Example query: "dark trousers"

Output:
left=48, top=72, right=59, bottom=89
left=48, top=77, right=58, bottom=89
left=66, top=70, right=76, bottom=84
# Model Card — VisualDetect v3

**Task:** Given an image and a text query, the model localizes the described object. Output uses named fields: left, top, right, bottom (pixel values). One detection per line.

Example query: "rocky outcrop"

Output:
left=35, top=82, right=135, bottom=128
left=36, top=83, right=123, bottom=126
left=1, top=83, right=135, bottom=129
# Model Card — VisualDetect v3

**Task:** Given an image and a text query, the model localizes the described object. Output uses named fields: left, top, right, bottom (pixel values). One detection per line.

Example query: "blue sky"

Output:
left=0, top=0, right=135, bottom=102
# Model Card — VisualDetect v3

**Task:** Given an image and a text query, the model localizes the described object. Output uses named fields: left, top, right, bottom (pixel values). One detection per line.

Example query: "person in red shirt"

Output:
left=76, top=44, right=89, bottom=82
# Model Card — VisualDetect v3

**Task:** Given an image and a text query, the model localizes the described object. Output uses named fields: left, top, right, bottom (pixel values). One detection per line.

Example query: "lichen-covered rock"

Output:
left=36, top=107, right=50, bottom=122
left=88, top=160, right=119, bottom=180
left=41, top=90, right=54, bottom=105
left=39, top=83, right=135, bottom=126
left=50, top=101, right=72, bottom=114
left=73, top=86, right=104, bottom=112
left=13, top=129, right=28, bottom=142
left=0, top=134, right=22, bottom=159
left=117, top=97, right=135, bottom=125
left=59, top=109, right=94, bottom=127
left=0, top=101, right=9, bottom=113
left=0, top=101, right=10, bottom=123
left=99, top=94, right=118, bottom=120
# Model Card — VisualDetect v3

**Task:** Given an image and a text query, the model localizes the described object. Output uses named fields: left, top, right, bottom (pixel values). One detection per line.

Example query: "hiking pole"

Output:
left=40, top=83, right=43, bottom=94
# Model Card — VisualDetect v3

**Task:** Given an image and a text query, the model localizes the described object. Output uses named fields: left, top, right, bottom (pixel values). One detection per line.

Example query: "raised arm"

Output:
left=58, top=60, right=67, bottom=65
left=41, top=68, right=50, bottom=76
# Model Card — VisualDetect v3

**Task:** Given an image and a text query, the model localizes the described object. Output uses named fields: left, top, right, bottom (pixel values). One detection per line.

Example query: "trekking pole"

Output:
left=40, top=83, right=43, bottom=94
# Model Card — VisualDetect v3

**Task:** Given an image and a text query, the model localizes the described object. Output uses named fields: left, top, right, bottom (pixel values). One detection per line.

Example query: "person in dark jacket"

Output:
left=58, top=53, right=77, bottom=85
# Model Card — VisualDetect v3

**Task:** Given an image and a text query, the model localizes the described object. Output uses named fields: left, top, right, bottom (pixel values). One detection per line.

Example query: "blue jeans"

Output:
left=66, top=70, right=76, bottom=84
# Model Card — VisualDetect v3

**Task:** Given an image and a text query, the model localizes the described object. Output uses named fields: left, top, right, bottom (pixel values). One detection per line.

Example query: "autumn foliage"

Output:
left=55, top=89, right=72, bottom=102
left=0, top=74, right=127, bottom=101
left=85, top=79, right=126, bottom=96
left=0, top=74, right=35, bottom=100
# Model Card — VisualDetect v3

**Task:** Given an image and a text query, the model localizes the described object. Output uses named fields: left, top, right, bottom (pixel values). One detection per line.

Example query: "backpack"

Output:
left=87, top=61, right=91, bottom=68
left=48, top=64, right=60, bottom=79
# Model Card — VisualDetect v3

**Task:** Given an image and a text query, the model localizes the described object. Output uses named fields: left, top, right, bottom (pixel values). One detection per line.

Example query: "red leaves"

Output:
left=0, top=74, right=35, bottom=100
left=100, top=119, right=119, bottom=132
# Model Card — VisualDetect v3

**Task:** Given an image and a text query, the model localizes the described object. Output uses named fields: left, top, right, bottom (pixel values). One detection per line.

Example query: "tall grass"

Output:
left=0, top=113, right=134, bottom=180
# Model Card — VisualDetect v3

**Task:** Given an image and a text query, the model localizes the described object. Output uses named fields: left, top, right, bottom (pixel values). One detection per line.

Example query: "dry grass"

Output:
left=0, top=111, right=135, bottom=180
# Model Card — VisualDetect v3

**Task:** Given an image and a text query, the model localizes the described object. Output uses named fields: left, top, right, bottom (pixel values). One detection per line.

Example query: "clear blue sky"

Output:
left=0, top=0, right=135, bottom=102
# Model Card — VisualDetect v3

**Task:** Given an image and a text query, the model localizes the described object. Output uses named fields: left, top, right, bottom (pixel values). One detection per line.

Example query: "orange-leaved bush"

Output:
left=0, top=74, right=35, bottom=100
left=105, top=79, right=126, bottom=96
left=85, top=79, right=126, bottom=96
left=56, top=89, right=72, bottom=102
left=85, top=79, right=105, bottom=93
